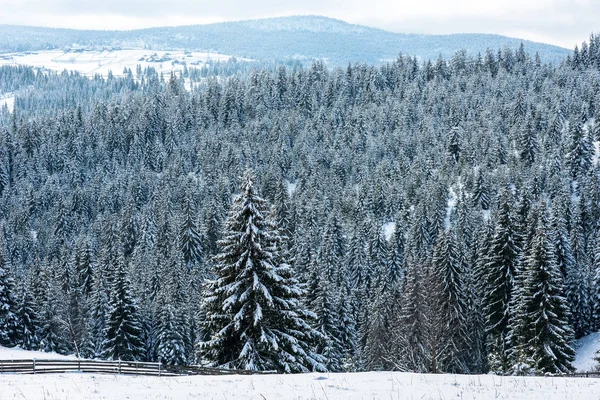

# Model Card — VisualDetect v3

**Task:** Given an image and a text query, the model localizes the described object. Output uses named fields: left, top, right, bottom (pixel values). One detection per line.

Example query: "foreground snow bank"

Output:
left=573, top=331, right=600, bottom=372
left=0, top=371, right=599, bottom=400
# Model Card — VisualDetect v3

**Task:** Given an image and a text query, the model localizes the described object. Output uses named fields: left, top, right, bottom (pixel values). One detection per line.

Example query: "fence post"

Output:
left=118, top=360, right=121, bottom=375
left=33, top=358, right=36, bottom=374
left=158, top=363, right=161, bottom=377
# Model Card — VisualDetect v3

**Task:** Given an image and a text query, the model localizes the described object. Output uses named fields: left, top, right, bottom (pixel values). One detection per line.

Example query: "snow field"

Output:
left=0, top=95, right=14, bottom=113
left=1, top=371, right=600, bottom=400
left=0, top=49, right=248, bottom=78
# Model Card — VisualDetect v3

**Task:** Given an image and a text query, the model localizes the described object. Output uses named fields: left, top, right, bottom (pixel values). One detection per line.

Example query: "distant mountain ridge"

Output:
left=0, top=15, right=571, bottom=66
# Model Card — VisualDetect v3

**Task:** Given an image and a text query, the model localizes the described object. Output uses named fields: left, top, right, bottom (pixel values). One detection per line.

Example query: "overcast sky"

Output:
left=0, top=0, right=596, bottom=49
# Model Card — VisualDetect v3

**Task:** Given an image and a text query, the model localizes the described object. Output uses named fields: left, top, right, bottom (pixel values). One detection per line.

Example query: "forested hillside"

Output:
left=0, top=16, right=571, bottom=65
left=1, top=34, right=600, bottom=374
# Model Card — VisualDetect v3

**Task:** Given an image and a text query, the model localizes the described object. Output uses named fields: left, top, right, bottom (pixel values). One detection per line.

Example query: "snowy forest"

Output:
left=2, top=35, right=600, bottom=376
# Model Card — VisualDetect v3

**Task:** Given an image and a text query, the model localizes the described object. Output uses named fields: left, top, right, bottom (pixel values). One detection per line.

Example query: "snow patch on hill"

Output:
left=573, top=331, right=600, bottom=372
left=0, top=49, right=247, bottom=78
left=0, top=94, right=14, bottom=112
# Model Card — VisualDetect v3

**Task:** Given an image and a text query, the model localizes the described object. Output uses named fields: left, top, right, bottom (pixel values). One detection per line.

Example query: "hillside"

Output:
left=0, top=16, right=571, bottom=65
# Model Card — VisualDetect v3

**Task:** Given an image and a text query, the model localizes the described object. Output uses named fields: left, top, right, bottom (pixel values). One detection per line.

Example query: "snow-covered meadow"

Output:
left=1, top=370, right=600, bottom=400
left=1, top=345, right=600, bottom=400
left=0, top=49, right=246, bottom=77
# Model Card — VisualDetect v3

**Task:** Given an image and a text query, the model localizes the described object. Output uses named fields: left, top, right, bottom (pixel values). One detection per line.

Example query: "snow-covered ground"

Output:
left=0, top=370, right=599, bottom=400
left=573, top=331, right=600, bottom=372
left=1, top=345, right=600, bottom=399
left=0, top=95, right=14, bottom=112
left=0, top=345, right=77, bottom=360
left=0, top=49, right=248, bottom=78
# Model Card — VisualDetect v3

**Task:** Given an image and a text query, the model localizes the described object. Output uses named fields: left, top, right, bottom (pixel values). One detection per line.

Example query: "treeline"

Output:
left=0, top=36, right=600, bottom=374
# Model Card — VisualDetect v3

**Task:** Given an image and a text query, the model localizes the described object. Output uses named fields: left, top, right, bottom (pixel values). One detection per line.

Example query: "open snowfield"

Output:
left=1, top=346, right=600, bottom=399
left=1, top=371, right=600, bottom=400
left=0, top=49, right=247, bottom=77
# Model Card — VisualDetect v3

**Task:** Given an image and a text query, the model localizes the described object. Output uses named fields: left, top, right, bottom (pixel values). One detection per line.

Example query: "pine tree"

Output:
left=14, top=280, right=39, bottom=350
left=566, top=121, right=594, bottom=179
left=0, top=244, right=18, bottom=347
left=179, top=189, right=204, bottom=269
left=508, top=203, right=575, bottom=374
left=394, top=250, right=427, bottom=372
left=447, top=126, right=462, bottom=163
left=199, top=170, right=325, bottom=373
left=591, top=229, right=600, bottom=331
left=102, top=254, right=144, bottom=361
left=568, top=207, right=592, bottom=338
left=482, top=191, right=521, bottom=371
left=429, top=230, right=470, bottom=373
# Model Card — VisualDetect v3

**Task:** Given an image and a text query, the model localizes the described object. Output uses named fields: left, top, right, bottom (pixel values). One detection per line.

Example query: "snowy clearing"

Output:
left=0, top=371, right=599, bottom=400
left=0, top=49, right=248, bottom=78
left=383, top=221, right=396, bottom=241
left=0, top=95, right=14, bottom=112
left=573, top=331, right=600, bottom=372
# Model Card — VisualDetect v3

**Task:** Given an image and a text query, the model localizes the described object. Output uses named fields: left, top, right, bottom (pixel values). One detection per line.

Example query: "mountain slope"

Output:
left=0, top=16, right=571, bottom=66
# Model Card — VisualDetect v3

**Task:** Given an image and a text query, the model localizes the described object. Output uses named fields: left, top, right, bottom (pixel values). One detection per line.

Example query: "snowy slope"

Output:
left=573, top=331, right=600, bottom=372
left=0, top=371, right=600, bottom=400
left=0, top=49, right=246, bottom=78
left=0, top=345, right=77, bottom=360
left=0, top=96, right=13, bottom=112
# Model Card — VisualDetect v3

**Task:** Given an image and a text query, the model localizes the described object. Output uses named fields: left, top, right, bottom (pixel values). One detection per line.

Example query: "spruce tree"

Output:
left=508, top=203, right=575, bottom=374
left=429, top=230, right=470, bottom=373
left=482, top=191, right=521, bottom=371
left=0, top=244, right=18, bottom=347
left=102, top=254, right=144, bottom=361
left=199, top=170, right=325, bottom=373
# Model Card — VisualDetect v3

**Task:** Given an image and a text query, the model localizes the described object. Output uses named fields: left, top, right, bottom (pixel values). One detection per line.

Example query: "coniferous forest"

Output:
left=2, top=35, right=600, bottom=375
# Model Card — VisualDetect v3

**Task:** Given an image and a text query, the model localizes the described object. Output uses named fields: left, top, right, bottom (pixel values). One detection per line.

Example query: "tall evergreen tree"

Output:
left=481, top=191, right=521, bottom=371
left=0, top=244, right=18, bottom=347
left=102, top=254, right=144, bottom=361
left=507, top=203, right=575, bottom=374
left=199, top=171, right=325, bottom=372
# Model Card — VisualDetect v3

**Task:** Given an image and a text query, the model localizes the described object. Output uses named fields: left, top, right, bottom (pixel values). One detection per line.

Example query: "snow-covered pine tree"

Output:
left=393, top=248, right=427, bottom=372
left=568, top=205, right=592, bottom=338
left=428, top=229, right=470, bottom=373
left=199, top=170, right=325, bottom=373
left=565, top=121, right=594, bottom=180
left=591, top=229, right=600, bottom=331
left=482, top=190, right=521, bottom=372
left=447, top=126, right=462, bottom=163
left=14, top=279, right=39, bottom=350
left=508, top=203, right=575, bottom=374
left=102, top=253, right=144, bottom=361
left=0, top=243, right=18, bottom=347
left=179, top=188, right=204, bottom=269
left=156, top=253, right=189, bottom=365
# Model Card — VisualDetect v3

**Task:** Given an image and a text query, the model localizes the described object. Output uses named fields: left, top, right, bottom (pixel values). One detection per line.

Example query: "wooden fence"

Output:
left=0, top=359, right=274, bottom=377
left=1, top=359, right=599, bottom=378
